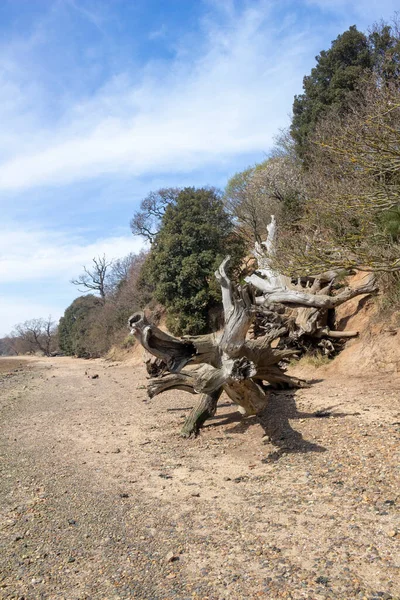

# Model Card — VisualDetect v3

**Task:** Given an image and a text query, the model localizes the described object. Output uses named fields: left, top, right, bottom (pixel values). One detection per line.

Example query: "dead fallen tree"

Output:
left=129, top=255, right=309, bottom=437
left=129, top=216, right=378, bottom=437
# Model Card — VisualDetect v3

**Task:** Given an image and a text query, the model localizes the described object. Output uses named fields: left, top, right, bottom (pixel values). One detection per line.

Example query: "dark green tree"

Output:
left=291, top=25, right=372, bottom=158
left=143, top=187, right=246, bottom=335
left=291, top=19, right=400, bottom=159
left=58, top=295, right=102, bottom=357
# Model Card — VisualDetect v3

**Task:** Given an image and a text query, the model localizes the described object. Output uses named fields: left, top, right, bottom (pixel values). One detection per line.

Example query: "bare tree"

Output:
left=108, top=253, right=138, bottom=292
left=0, top=335, right=30, bottom=355
left=12, top=317, right=57, bottom=356
left=130, top=188, right=181, bottom=243
left=111, top=251, right=148, bottom=308
left=224, top=156, right=305, bottom=244
left=71, top=255, right=113, bottom=302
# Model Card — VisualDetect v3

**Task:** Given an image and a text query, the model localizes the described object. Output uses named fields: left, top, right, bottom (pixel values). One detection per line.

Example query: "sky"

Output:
left=0, top=0, right=399, bottom=336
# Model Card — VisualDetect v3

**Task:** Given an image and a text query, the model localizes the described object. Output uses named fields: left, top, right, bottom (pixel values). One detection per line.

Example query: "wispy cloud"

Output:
left=1, top=0, right=398, bottom=196
left=0, top=226, right=145, bottom=334
left=148, top=24, right=167, bottom=40
left=0, top=2, right=312, bottom=192
left=65, top=0, right=108, bottom=35
left=0, top=227, right=144, bottom=284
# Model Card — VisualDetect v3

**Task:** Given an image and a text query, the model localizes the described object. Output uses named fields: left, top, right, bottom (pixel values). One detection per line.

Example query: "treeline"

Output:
left=225, top=19, right=400, bottom=288
left=58, top=252, right=149, bottom=357
left=0, top=317, right=58, bottom=357
left=59, top=187, right=246, bottom=357
left=2, top=17, right=400, bottom=358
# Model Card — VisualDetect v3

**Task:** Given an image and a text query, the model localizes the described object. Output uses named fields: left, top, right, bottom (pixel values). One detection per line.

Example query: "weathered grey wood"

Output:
left=253, top=215, right=291, bottom=289
left=129, top=312, right=195, bottom=372
left=219, top=284, right=254, bottom=357
left=251, top=273, right=378, bottom=309
left=293, top=280, right=333, bottom=337
left=180, top=388, right=222, bottom=438
left=145, top=356, right=167, bottom=377
left=181, top=333, right=220, bottom=367
left=192, top=363, right=237, bottom=394
left=147, top=369, right=199, bottom=398
left=214, top=255, right=234, bottom=318
left=148, top=358, right=258, bottom=398
left=252, top=365, right=309, bottom=389
left=322, top=329, right=359, bottom=339
left=242, top=337, right=297, bottom=367
left=129, top=312, right=221, bottom=370
left=223, top=379, right=268, bottom=416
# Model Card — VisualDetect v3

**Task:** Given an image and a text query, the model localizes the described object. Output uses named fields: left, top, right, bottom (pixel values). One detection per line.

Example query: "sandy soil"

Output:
left=0, top=355, right=399, bottom=600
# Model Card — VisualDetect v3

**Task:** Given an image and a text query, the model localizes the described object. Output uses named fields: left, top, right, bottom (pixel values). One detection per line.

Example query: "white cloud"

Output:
left=0, top=226, right=146, bottom=335
left=1, top=0, right=398, bottom=194
left=148, top=24, right=167, bottom=40
left=0, top=2, right=311, bottom=192
left=0, top=227, right=145, bottom=284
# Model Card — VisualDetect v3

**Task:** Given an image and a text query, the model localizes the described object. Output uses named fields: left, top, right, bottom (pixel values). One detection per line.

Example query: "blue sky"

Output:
left=0, top=0, right=399, bottom=336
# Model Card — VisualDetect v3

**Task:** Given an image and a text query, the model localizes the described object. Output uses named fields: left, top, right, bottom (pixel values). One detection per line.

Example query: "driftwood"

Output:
left=246, top=215, right=378, bottom=353
left=129, top=216, right=378, bottom=437
left=129, top=256, right=308, bottom=436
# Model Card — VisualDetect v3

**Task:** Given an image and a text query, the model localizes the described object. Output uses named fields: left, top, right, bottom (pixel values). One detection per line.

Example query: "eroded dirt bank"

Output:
left=0, top=356, right=399, bottom=599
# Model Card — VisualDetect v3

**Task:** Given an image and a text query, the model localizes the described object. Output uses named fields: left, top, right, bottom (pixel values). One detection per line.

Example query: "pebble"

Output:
left=165, top=551, right=179, bottom=563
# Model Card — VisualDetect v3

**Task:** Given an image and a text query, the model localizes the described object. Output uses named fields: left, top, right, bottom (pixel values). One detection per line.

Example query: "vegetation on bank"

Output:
left=1, top=17, right=400, bottom=358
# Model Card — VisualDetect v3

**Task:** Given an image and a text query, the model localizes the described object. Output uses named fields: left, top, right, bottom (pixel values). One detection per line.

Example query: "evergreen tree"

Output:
left=144, top=187, right=245, bottom=335
left=291, top=20, right=400, bottom=159
left=291, top=25, right=372, bottom=158
left=58, top=295, right=102, bottom=357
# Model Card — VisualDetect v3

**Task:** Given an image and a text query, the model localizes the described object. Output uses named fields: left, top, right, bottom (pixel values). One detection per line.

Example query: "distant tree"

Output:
left=0, top=338, right=10, bottom=355
left=130, top=188, right=181, bottom=243
left=144, top=187, right=246, bottom=335
left=63, top=250, right=151, bottom=356
left=0, top=336, right=27, bottom=355
left=12, top=317, right=57, bottom=356
left=110, top=251, right=149, bottom=324
left=107, top=252, right=139, bottom=295
left=224, top=165, right=263, bottom=241
left=71, top=255, right=113, bottom=302
left=109, top=253, right=135, bottom=284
